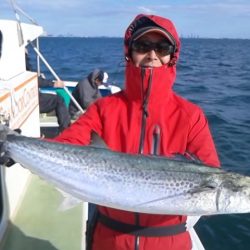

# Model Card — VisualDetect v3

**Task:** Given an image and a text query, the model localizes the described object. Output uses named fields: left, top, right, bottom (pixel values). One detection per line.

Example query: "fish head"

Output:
left=218, top=173, right=250, bottom=214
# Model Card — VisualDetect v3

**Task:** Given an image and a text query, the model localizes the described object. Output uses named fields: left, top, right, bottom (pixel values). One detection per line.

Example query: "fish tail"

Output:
left=0, top=124, right=9, bottom=144
left=0, top=124, right=21, bottom=142
left=0, top=124, right=9, bottom=165
left=0, top=125, right=19, bottom=167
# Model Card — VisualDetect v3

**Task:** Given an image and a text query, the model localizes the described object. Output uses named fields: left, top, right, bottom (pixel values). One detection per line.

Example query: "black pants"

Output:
left=39, top=93, right=71, bottom=132
left=86, top=203, right=98, bottom=250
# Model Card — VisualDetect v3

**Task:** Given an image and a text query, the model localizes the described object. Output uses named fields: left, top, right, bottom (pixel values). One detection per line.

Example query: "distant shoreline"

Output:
left=41, top=36, right=250, bottom=40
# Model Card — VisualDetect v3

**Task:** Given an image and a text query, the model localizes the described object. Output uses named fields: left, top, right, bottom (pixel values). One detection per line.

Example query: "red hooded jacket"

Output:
left=54, top=14, right=220, bottom=250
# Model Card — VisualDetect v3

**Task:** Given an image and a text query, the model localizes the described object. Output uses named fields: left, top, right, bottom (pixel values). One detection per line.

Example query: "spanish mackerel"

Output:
left=1, top=125, right=250, bottom=216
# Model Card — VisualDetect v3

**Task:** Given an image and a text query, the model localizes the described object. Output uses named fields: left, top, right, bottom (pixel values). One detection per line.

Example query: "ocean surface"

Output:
left=29, top=37, right=250, bottom=250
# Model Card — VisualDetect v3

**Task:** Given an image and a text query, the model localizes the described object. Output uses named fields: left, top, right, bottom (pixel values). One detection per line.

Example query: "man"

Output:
left=54, top=14, right=220, bottom=250
left=25, top=50, right=71, bottom=133
left=38, top=76, right=71, bottom=133
left=68, top=69, right=108, bottom=119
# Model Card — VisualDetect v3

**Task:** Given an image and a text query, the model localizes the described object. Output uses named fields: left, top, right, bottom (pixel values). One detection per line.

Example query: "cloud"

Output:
left=16, top=0, right=84, bottom=10
left=137, top=6, right=156, bottom=14
left=213, top=3, right=250, bottom=15
left=129, top=2, right=250, bottom=15
left=158, top=2, right=250, bottom=16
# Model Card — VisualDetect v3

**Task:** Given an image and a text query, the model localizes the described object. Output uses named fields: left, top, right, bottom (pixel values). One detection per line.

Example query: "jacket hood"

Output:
left=124, top=14, right=181, bottom=65
left=88, top=69, right=103, bottom=85
left=124, top=62, right=176, bottom=105
left=123, top=14, right=180, bottom=105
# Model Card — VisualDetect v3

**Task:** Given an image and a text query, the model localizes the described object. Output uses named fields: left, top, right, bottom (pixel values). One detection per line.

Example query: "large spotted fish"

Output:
left=0, top=124, right=250, bottom=215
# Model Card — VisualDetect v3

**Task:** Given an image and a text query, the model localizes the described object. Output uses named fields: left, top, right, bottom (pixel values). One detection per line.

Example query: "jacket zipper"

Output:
left=151, top=125, right=161, bottom=155
left=135, top=67, right=154, bottom=250
left=138, top=67, right=153, bottom=154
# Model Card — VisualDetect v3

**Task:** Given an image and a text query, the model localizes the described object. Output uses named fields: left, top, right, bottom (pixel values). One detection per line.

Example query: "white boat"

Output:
left=0, top=3, right=204, bottom=250
left=0, top=4, right=89, bottom=249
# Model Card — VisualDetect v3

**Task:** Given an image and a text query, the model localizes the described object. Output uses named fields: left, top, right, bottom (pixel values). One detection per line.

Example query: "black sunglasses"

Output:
left=131, top=40, right=175, bottom=56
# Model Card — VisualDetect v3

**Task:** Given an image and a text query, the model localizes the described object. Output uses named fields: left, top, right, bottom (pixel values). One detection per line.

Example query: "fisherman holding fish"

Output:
left=0, top=13, right=221, bottom=250
left=49, top=14, right=220, bottom=250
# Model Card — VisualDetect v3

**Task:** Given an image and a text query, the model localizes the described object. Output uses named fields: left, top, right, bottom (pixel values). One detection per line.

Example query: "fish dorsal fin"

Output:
left=90, top=132, right=108, bottom=149
left=170, top=153, right=202, bottom=165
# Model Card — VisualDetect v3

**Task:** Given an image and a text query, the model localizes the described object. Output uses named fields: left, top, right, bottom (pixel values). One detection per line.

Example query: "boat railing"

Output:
left=9, top=0, right=85, bottom=115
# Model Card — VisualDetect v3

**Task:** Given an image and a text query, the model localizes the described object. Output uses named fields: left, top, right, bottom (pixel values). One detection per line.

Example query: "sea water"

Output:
left=29, top=37, right=250, bottom=250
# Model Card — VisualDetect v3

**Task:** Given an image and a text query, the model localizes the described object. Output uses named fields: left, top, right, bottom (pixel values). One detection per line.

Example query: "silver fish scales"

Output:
left=1, top=127, right=250, bottom=216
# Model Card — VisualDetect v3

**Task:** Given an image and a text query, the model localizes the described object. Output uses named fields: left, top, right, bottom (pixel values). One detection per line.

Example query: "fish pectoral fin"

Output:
left=137, top=183, right=218, bottom=207
left=136, top=193, right=187, bottom=207
left=188, top=182, right=218, bottom=194
left=57, top=188, right=82, bottom=211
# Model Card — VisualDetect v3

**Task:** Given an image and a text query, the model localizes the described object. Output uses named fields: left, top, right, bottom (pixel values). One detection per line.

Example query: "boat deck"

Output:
left=1, top=175, right=85, bottom=250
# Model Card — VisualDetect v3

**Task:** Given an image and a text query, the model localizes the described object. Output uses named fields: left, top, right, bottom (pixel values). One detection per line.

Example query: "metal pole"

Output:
left=28, top=40, right=84, bottom=114
left=35, top=38, right=41, bottom=76
left=10, top=0, right=24, bottom=46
